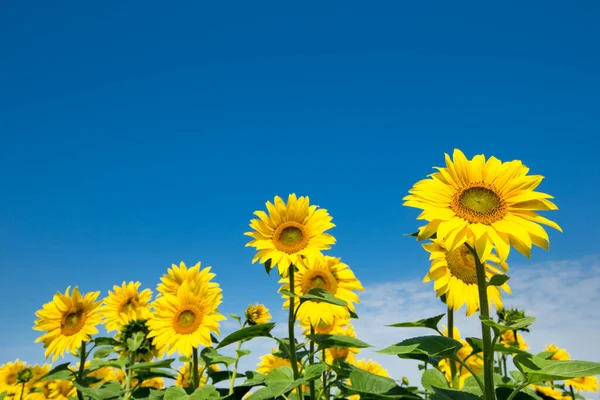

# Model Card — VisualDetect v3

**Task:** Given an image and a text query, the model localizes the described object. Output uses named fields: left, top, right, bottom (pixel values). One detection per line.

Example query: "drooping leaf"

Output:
left=207, top=370, right=245, bottom=384
left=229, top=314, right=242, bottom=324
left=240, top=371, right=267, bottom=387
left=39, top=362, right=75, bottom=381
left=388, top=314, right=445, bottom=332
left=421, top=368, right=448, bottom=391
left=236, top=349, right=251, bottom=358
left=216, top=323, right=276, bottom=349
left=300, top=288, right=348, bottom=306
left=308, top=334, right=371, bottom=349
left=513, top=354, right=600, bottom=382
left=201, top=347, right=236, bottom=367
left=431, top=386, right=482, bottom=400
left=73, top=381, right=122, bottom=400
left=94, top=337, right=121, bottom=347
left=189, top=385, right=220, bottom=400
left=93, top=347, right=115, bottom=359
left=130, top=359, right=175, bottom=371
left=377, top=336, right=462, bottom=359
left=264, top=260, right=273, bottom=275
left=135, top=368, right=178, bottom=381
left=488, top=274, right=510, bottom=287
left=480, top=317, right=536, bottom=335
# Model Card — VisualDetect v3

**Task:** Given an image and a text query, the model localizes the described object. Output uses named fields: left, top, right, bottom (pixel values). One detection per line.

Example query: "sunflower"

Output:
left=47, top=380, right=77, bottom=400
left=0, top=360, right=27, bottom=394
left=101, top=281, right=152, bottom=333
left=245, top=194, right=336, bottom=277
left=139, top=377, right=164, bottom=390
left=33, top=287, right=102, bottom=362
left=530, top=384, right=570, bottom=400
left=257, top=350, right=302, bottom=375
left=280, top=255, right=363, bottom=328
left=156, top=262, right=220, bottom=297
left=438, top=327, right=483, bottom=389
left=147, top=282, right=225, bottom=357
left=175, top=364, right=220, bottom=388
left=321, top=325, right=360, bottom=365
left=245, top=304, right=272, bottom=325
left=404, top=149, right=562, bottom=262
left=545, top=344, right=570, bottom=361
left=24, top=364, right=51, bottom=400
left=346, top=359, right=389, bottom=400
left=499, top=330, right=529, bottom=352
left=423, top=240, right=511, bottom=316
left=565, top=376, right=599, bottom=392
left=301, top=317, right=349, bottom=336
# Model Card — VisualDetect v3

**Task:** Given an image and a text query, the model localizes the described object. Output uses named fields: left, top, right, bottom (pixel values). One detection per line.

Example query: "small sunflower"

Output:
left=139, top=377, right=164, bottom=390
left=438, top=327, right=483, bottom=389
left=423, top=240, right=511, bottom=316
left=48, top=379, right=77, bottom=400
left=175, top=364, right=219, bottom=388
left=257, top=350, right=302, bottom=375
left=245, top=194, right=336, bottom=277
left=346, top=359, right=390, bottom=400
left=102, top=281, right=153, bottom=333
left=156, top=261, right=220, bottom=297
left=147, top=282, right=225, bottom=357
left=499, top=330, right=529, bottom=352
left=302, top=317, right=349, bottom=336
left=565, top=376, right=599, bottom=393
left=280, top=255, right=363, bottom=328
left=245, top=304, right=272, bottom=325
left=33, top=286, right=102, bottom=362
left=24, top=364, right=51, bottom=400
left=404, top=149, right=562, bottom=262
left=545, top=344, right=570, bottom=361
left=0, top=360, right=27, bottom=394
left=530, top=384, right=570, bottom=400
left=323, top=325, right=360, bottom=366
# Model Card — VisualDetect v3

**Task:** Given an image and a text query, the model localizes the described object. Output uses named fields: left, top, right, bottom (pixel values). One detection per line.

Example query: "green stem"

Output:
left=19, top=382, right=25, bottom=400
left=229, top=323, right=246, bottom=395
left=309, top=327, right=316, bottom=400
left=322, top=349, right=329, bottom=400
left=192, top=347, right=200, bottom=389
left=447, top=306, right=457, bottom=388
left=503, top=356, right=508, bottom=378
left=506, top=381, right=529, bottom=400
left=287, top=265, right=303, bottom=398
left=569, top=385, right=576, bottom=400
left=76, top=341, right=87, bottom=400
left=124, top=352, right=135, bottom=398
left=454, top=357, right=485, bottom=395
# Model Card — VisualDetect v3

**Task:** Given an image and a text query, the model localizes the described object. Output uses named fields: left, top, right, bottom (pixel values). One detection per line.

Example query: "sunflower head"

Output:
left=245, top=304, right=272, bottom=325
left=257, top=350, right=302, bottom=375
left=545, top=344, right=570, bottom=361
left=345, top=359, right=389, bottom=400
left=245, top=194, right=336, bottom=277
left=118, top=319, right=158, bottom=362
left=157, top=261, right=221, bottom=298
left=147, top=281, right=225, bottom=357
left=280, top=255, right=363, bottom=328
left=499, top=330, right=529, bottom=352
left=301, top=317, right=349, bottom=336
left=423, top=240, right=511, bottom=316
left=404, top=149, right=562, bottom=262
left=530, top=384, right=570, bottom=400
left=175, top=364, right=214, bottom=388
left=101, top=281, right=153, bottom=333
left=322, top=325, right=360, bottom=365
left=33, top=286, right=102, bottom=362
left=565, top=376, right=599, bottom=393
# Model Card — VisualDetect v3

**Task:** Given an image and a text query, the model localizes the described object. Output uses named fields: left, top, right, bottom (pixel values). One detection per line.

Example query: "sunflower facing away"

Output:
left=156, top=261, right=220, bottom=297
left=33, top=286, right=102, bottom=362
left=423, top=239, right=511, bottom=316
left=245, top=304, right=272, bottom=325
left=279, top=255, right=363, bottom=328
left=438, top=327, right=483, bottom=389
left=256, top=350, right=302, bottom=375
left=499, top=330, right=529, bottom=352
left=565, top=376, right=599, bottom=393
left=404, top=149, right=562, bottom=262
left=101, top=281, right=153, bottom=333
left=147, top=282, right=225, bottom=357
left=346, top=359, right=390, bottom=400
left=245, top=194, right=336, bottom=277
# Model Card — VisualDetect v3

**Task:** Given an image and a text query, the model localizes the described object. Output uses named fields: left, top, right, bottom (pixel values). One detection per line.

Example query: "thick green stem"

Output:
left=322, top=349, right=329, bottom=400
left=447, top=306, right=457, bottom=388
left=309, top=327, right=316, bottom=400
left=468, top=244, right=496, bottom=400
left=503, top=356, right=508, bottom=378
left=192, top=347, right=200, bottom=389
left=287, top=265, right=303, bottom=398
left=76, top=341, right=87, bottom=400
left=229, top=329, right=245, bottom=395
left=19, top=382, right=25, bottom=400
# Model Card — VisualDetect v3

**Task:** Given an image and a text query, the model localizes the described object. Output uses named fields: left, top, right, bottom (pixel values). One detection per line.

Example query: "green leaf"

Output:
left=229, top=314, right=242, bottom=324
left=461, top=376, right=483, bottom=396
left=189, top=385, right=220, bottom=400
left=308, top=334, right=371, bottom=349
left=350, top=309, right=359, bottom=319
left=304, top=363, right=327, bottom=380
left=495, top=386, right=539, bottom=400
left=217, top=323, right=276, bottom=348
left=246, top=387, right=275, bottom=400
left=377, top=336, right=462, bottom=358
left=210, top=334, right=220, bottom=344
left=264, top=366, right=300, bottom=398
left=466, top=338, right=528, bottom=355
left=89, top=358, right=127, bottom=370
left=431, top=386, right=482, bottom=400
left=201, top=347, right=237, bottom=367
left=164, top=386, right=188, bottom=400
left=127, top=331, right=146, bottom=352
left=39, top=362, right=74, bottom=381
left=93, top=347, right=115, bottom=359
left=510, top=370, right=524, bottom=383
left=94, top=337, right=120, bottom=347
left=421, top=368, right=448, bottom=391
left=135, top=368, right=178, bottom=381
left=300, top=288, right=348, bottom=306
left=240, top=371, right=267, bottom=387
left=73, top=381, right=122, bottom=400
left=480, top=317, right=535, bottom=335
left=388, top=314, right=445, bottom=332
left=264, top=260, right=273, bottom=275
left=513, top=354, right=600, bottom=382
left=488, top=274, right=510, bottom=287
left=342, top=367, right=420, bottom=399
left=236, top=349, right=251, bottom=358
left=207, top=370, right=245, bottom=384
left=130, top=359, right=175, bottom=371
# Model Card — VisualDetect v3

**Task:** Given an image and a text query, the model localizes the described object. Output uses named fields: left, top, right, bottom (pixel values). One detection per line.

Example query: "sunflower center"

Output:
left=61, top=309, right=87, bottom=336
left=273, top=222, right=309, bottom=254
left=120, top=298, right=138, bottom=314
left=301, top=268, right=338, bottom=295
left=445, top=246, right=477, bottom=285
left=173, top=306, right=203, bottom=335
left=451, top=183, right=507, bottom=225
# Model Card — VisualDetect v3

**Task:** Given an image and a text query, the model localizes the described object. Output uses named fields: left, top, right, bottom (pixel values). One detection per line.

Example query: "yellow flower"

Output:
left=280, top=255, right=363, bottom=328
left=530, top=384, right=570, bottom=400
left=565, top=376, right=599, bottom=393
left=140, top=377, right=164, bottom=390
left=545, top=344, right=570, bottom=361
left=499, top=331, right=529, bottom=352
left=24, top=364, right=52, bottom=400
left=322, top=325, right=360, bottom=365
left=47, top=379, right=77, bottom=400
left=0, top=360, right=27, bottom=394
left=423, top=239, right=511, bottom=316
left=175, top=364, right=219, bottom=388
left=101, top=281, right=153, bottom=332
left=245, top=304, right=272, bottom=325
left=438, top=327, right=483, bottom=389
left=301, top=317, right=349, bottom=336
left=33, top=286, right=102, bottom=362
left=147, top=282, right=225, bottom=357
left=257, top=350, right=302, bottom=375
left=346, top=359, right=390, bottom=400
left=245, top=194, right=336, bottom=277
left=156, top=261, right=220, bottom=297
left=403, top=149, right=562, bottom=262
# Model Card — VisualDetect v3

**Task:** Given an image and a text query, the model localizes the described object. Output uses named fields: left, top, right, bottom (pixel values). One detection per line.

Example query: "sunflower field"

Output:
left=2, top=150, right=599, bottom=400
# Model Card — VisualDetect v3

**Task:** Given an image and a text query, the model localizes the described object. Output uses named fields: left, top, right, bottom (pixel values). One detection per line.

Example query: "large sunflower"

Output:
left=101, top=281, right=153, bottom=333
left=245, top=194, right=336, bottom=277
left=156, top=262, right=220, bottom=297
left=279, top=255, right=363, bottom=328
left=147, top=282, right=225, bottom=357
left=565, top=376, right=599, bottom=392
left=404, top=149, right=561, bottom=262
left=33, top=286, right=102, bottom=362
left=423, top=240, right=511, bottom=316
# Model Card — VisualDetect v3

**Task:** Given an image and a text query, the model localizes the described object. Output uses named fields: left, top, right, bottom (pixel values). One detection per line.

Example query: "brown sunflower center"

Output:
left=445, top=246, right=477, bottom=285
left=273, top=222, right=309, bottom=254
left=173, top=306, right=203, bottom=335
left=61, top=309, right=87, bottom=336
left=451, top=183, right=507, bottom=225
left=120, top=297, right=138, bottom=314
left=301, top=268, right=338, bottom=295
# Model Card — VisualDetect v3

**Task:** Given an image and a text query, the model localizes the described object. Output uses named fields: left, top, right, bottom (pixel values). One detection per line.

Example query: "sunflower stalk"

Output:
left=229, top=321, right=247, bottom=395
left=76, top=341, right=87, bottom=400
left=287, top=264, right=303, bottom=398
left=447, top=306, right=457, bottom=388
left=309, top=326, right=316, bottom=400
left=192, top=347, right=200, bottom=389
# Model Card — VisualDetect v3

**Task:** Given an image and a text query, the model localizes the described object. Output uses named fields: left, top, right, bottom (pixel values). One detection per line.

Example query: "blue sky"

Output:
left=1, top=2, right=599, bottom=366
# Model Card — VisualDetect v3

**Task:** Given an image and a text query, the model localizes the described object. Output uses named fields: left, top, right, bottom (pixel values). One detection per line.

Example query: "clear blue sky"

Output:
left=1, top=2, right=599, bottom=364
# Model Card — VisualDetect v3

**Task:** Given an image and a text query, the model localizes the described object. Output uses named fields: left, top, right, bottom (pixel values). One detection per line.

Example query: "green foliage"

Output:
left=513, top=354, right=600, bottom=382
left=201, top=348, right=237, bottom=367
left=488, top=275, right=510, bottom=287
left=73, top=380, right=122, bottom=400
left=387, top=314, right=445, bottom=332
left=378, top=336, right=463, bottom=359
left=308, top=334, right=371, bottom=349
left=216, top=323, right=276, bottom=349
left=480, top=317, right=536, bottom=335
left=421, top=368, right=448, bottom=391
